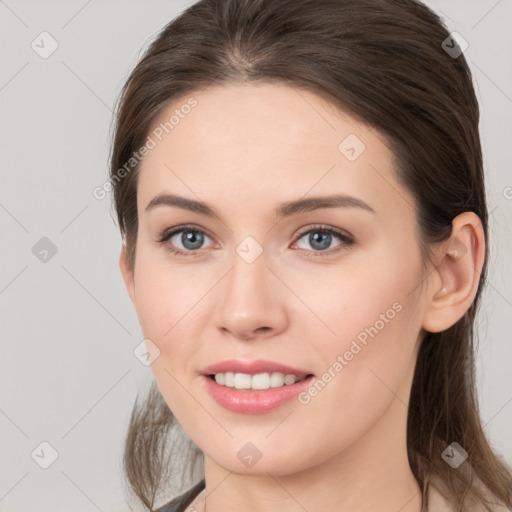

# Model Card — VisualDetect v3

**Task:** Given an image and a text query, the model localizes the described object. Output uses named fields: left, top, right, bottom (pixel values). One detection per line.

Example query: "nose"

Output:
left=214, top=246, right=288, bottom=341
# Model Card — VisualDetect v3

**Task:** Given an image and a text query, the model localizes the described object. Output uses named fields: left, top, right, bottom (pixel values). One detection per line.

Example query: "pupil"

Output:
left=183, top=231, right=203, bottom=250
left=310, top=231, right=330, bottom=250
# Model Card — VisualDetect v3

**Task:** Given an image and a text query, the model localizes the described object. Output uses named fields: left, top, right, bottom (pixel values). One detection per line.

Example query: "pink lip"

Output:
left=201, top=374, right=316, bottom=414
left=200, top=359, right=313, bottom=377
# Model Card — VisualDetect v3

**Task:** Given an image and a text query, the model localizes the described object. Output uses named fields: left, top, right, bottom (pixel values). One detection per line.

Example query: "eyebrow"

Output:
left=145, top=193, right=375, bottom=218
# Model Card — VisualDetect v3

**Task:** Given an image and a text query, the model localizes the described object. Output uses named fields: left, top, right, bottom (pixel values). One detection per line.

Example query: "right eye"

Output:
left=156, top=225, right=215, bottom=257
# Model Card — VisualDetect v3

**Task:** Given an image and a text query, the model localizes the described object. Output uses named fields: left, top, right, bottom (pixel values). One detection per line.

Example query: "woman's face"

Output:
left=120, top=83, right=430, bottom=476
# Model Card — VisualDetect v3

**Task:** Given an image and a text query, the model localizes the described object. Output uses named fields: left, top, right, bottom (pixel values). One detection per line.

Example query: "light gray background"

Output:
left=1, top=1, right=511, bottom=511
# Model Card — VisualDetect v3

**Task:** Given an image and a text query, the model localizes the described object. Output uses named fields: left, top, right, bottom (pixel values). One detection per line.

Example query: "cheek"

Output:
left=132, top=259, right=204, bottom=416
left=291, top=247, right=423, bottom=407
left=289, top=297, right=420, bottom=466
left=286, top=248, right=420, bottom=351
left=132, top=243, right=212, bottom=344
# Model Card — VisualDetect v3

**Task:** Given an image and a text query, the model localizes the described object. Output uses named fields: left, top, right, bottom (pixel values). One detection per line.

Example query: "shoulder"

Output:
left=427, top=475, right=511, bottom=512
left=155, top=479, right=206, bottom=512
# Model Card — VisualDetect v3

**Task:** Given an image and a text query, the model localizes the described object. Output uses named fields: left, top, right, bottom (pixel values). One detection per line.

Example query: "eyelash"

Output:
left=155, top=223, right=355, bottom=258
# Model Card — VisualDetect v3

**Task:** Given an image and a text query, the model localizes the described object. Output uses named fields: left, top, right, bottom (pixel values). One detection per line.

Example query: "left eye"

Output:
left=292, top=226, right=355, bottom=255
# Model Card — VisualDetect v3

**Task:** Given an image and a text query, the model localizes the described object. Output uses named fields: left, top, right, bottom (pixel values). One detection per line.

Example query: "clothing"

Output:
left=154, top=477, right=511, bottom=512
left=425, top=477, right=511, bottom=512
left=155, top=479, right=205, bottom=512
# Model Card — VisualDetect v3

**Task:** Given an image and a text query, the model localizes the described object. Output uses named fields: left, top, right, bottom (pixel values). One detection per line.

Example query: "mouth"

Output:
left=201, top=372, right=316, bottom=414
left=204, top=371, right=315, bottom=391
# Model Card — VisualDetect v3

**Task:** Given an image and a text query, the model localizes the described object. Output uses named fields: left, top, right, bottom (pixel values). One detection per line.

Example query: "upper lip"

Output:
left=200, top=359, right=314, bottom=377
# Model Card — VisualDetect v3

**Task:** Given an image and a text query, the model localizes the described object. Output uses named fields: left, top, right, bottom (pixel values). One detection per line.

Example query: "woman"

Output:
left=110, top=0, right=512, bottom=510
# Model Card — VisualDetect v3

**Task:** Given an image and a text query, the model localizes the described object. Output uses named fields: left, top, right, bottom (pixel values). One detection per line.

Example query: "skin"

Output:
left=119, top=83, right=485, bottom=512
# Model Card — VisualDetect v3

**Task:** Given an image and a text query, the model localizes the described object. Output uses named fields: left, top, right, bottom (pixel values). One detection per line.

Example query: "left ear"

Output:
left=421, top=211, right=486, bottom=333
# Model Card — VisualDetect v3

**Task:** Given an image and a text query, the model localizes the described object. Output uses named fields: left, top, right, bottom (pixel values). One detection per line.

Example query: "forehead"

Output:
left=137, top=83, right=410, bottom=218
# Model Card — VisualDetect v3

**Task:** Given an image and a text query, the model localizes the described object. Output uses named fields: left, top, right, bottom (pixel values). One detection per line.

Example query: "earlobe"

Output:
left=119, top=244, right=136, bottom=305
left=422, top=212, right=485, bottom=333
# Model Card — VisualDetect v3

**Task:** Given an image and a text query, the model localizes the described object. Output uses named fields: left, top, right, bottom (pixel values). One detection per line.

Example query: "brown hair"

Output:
left=109, top=0, right=512, bottom=510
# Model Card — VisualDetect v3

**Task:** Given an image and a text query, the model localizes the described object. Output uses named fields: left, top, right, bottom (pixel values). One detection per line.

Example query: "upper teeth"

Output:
left=214, top=372, right=306, bottom=390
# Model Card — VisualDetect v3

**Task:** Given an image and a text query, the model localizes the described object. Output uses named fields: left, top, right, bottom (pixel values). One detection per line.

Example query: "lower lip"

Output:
left=201, top=374, right=315, bottom=414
